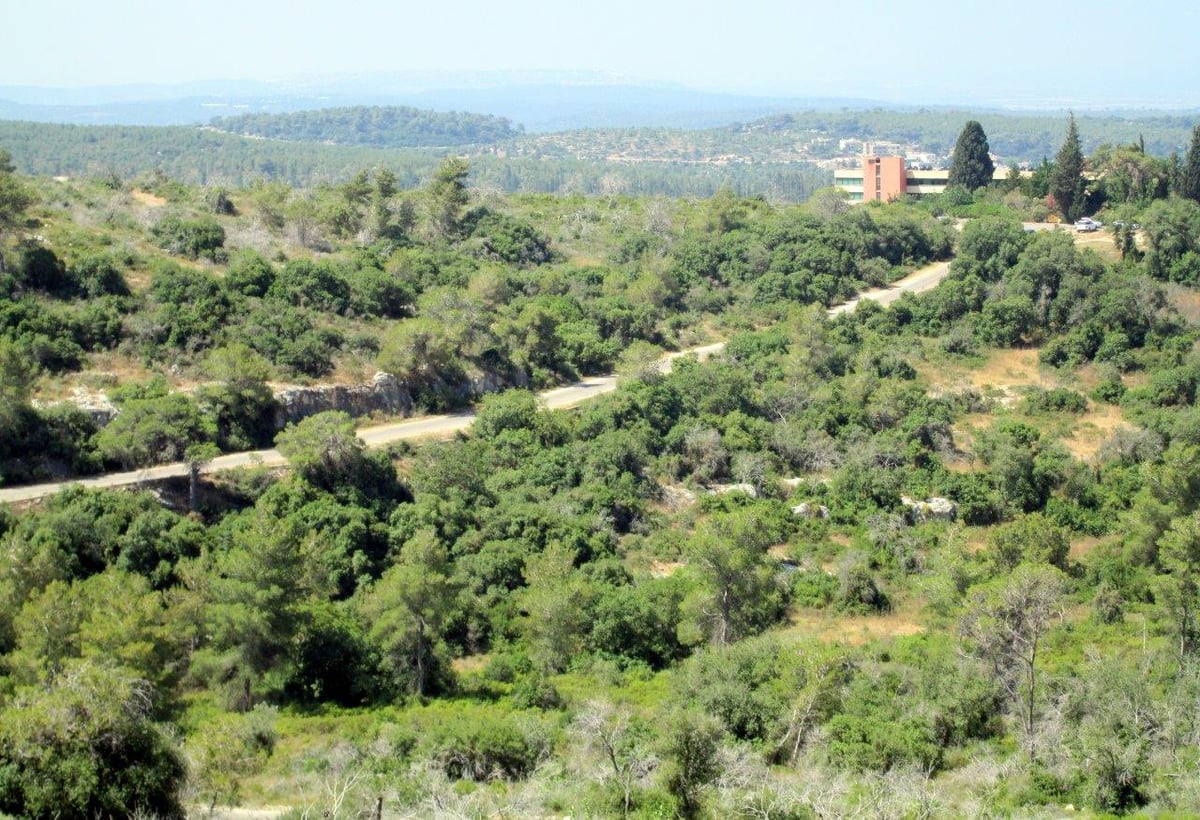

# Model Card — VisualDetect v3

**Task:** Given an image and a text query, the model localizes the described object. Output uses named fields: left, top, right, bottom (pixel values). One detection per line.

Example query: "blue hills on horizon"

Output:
left=0, top=72, right=932, bottom=132
left=1, top=71, right=1195, bottom=134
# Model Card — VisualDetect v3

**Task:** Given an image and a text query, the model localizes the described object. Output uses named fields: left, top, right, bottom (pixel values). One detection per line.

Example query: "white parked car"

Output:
left=1074, top=217, right=1102, bottom=232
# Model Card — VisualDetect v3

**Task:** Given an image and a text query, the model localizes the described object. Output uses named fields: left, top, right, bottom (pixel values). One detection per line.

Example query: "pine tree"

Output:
left=1180, top=124, right=1200, bottom=203
left=0, top=149, right=34, bottom=273
left=1169, top=151, right=1183, bottom=195
left=948, top=120, right=995, bottom=191
left=1051, top=113, right=1086, bottom=221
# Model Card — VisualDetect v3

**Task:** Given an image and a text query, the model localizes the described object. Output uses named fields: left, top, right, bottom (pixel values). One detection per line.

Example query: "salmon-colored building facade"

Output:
left=862, top=155, right=908, bottom=202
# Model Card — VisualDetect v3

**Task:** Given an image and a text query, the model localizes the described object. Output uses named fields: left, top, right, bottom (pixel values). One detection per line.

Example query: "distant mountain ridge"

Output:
left=0, top=72, right=887, bottom=131
left=208, top=105, right=520, bottom=148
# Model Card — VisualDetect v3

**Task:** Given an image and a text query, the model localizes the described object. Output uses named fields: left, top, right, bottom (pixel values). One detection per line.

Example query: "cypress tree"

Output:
left=948, top=120, right=995, bottom=191
left=1051, top=113, right=1085, bottom=221
left=1180, top=124, right=1200, bottom=203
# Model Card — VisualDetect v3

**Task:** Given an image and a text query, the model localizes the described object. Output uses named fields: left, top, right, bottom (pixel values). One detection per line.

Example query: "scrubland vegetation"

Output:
left=3, top=116, right=1200, bottom=817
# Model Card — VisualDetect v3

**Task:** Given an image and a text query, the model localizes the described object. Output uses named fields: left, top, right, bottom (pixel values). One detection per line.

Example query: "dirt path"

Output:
left=0, top=266, right=953, bottom=504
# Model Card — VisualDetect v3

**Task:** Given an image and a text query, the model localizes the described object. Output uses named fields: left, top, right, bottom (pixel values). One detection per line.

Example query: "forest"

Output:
left=3, top=106, right=1195, bottom=198
left=3, top=116, right=1200, bottom=817
left=209, top=106, right=521, bottom=148
left=0, top=119, right=828, bottom=200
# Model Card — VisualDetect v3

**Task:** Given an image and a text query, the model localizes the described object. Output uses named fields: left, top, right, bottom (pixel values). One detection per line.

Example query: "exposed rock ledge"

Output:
left=43, top=369, right=529, bottom=433
left=272, top=369, right=524, bottom=429
left=272, top=372, right=414, bottom=429
left=32, top=387, right=119, bottom=427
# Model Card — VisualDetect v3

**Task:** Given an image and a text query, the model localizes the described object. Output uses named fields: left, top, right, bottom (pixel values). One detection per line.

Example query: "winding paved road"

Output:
left=0, top=260, right=959, bottom=504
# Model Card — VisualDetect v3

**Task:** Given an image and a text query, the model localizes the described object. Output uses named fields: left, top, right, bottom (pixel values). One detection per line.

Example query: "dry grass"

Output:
left=768, top=544, right=792, bottom=561
left=567, top=253, right=606, bottom=267
left=648, top=560, right=685, bottom=577
left=451, top=654, right=492, bottom=675
left=779, top=597, right=925, bottom=646
left=1165, top=283, right=1200, bottom=327
left=953, top=348, right=1045, bottom=396
left=68, top=352, right=161, bottom=389
left=122, top=267, right=155, bottom=292
left=949, top=412, right=994, bottom=460
left=1072, top=231, right=1122, bottom=261
left=1062, top=402, right=1127, bottom=460
left=961, top=527, right=991, bottom=554
left=130, top=189, right=167, bottom=207
left=1069, top=534, right=1114, bottom=561
left=925, top=347, right=1130, bottom=462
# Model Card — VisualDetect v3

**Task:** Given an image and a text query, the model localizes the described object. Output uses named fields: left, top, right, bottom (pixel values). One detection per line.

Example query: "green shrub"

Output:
left=1021, top=387, right=1089, bottom=414
left=837, top=556, right=890, bottom=613
left=790, top=568, right=838, bottom=608
left=422, top=708, right=552, bottom=781
left=0, top=661, right=186, bottom=818
left=151, top=214, right=226, bottom=260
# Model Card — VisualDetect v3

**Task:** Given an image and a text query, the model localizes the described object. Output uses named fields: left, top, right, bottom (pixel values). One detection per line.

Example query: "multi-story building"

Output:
left=833, top=155, right=1010, bottom=202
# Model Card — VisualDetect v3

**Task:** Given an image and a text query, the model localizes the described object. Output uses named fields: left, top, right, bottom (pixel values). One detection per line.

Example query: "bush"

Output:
left=468, top=210, right=555, bottom=266
left=73, top=253, right=130, bottom=297
left=985, top=513, right=1071, bottom=571
left=225, top=249, right=275, bottom=297
left=148, top=263, right=233, bottom=351
left=0, top=661, right=186, bottom=818
left=347, top=265, right=413, bottom=318
left=151, top=214, right=226, bottom=260
left=16, top=245, right=75, bottom=294
left=1092, top=378, right=1126, bottom=404
left=837, top=555, right=890, bottom=613
left=268, top=259, right=351, bottom=313
left=825, top=711, right=942, bottom=773
left=1021, top=387, right=1089, bottom=414
left=423, top=708, right=552, bottom=781
left=790, top=568, right=838, bottom=608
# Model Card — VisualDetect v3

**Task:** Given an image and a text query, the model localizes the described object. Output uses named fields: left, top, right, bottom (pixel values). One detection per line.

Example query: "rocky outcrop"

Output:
left=707, top=483, right=758, bottom=498
left=660, top=484, right=698, bottom=510
left=271, top=368, right=530, bottom=430
left=791, top=502, right=830, bottom=519
left=46, top=368, right=533, bottom=434
left=33, top=387, right=119, bottom=427
left=901, top=496, right=957, bottom=523
left=273, top=372, right=414, bottom=429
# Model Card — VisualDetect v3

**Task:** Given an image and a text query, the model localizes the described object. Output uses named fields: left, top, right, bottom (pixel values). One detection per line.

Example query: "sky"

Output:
left=4, top=0, right=1200, bottom=107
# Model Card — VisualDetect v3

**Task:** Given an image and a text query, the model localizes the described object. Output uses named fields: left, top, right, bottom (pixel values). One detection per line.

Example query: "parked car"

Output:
left=1074, top=217, right=1102, bottom=232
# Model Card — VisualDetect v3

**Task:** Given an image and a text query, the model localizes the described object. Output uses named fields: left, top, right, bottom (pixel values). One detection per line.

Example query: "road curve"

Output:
left=828, top=261, right=950, bottom=316
left=0, top=265, right=953, bottom=504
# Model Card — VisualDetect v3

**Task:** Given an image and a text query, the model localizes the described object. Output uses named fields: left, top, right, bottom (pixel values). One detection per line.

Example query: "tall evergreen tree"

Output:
left=0, top=149, right=34, bottom=273
left=1052, top=113, right=1086, bottom=221
left=1180, top=124, right=1200, bottom=203
left=948, top=120, right=996, bottom=191
left=427, top=156, right=470, bottom=239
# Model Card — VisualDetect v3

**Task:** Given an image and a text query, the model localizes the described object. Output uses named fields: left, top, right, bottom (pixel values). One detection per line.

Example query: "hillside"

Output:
left=0, top=119, right=829, bottom=200
left=209, top=105, right=520, bottom=148
left=3, top=107, right=1197, bottom=203
left=5, top=149, right=1200, bottom=816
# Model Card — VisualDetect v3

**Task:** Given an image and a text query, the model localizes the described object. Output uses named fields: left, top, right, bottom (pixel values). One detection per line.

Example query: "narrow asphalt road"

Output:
left=0, top=262, right=957, bottom=504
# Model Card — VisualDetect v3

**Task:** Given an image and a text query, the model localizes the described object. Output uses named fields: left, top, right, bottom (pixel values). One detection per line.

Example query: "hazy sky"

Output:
left=5, top=0, right=1199, bottom=106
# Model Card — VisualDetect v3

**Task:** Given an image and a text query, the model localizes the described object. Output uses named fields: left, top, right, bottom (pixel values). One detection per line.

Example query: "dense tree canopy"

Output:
left=210, top=105, right=520, bottom=148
